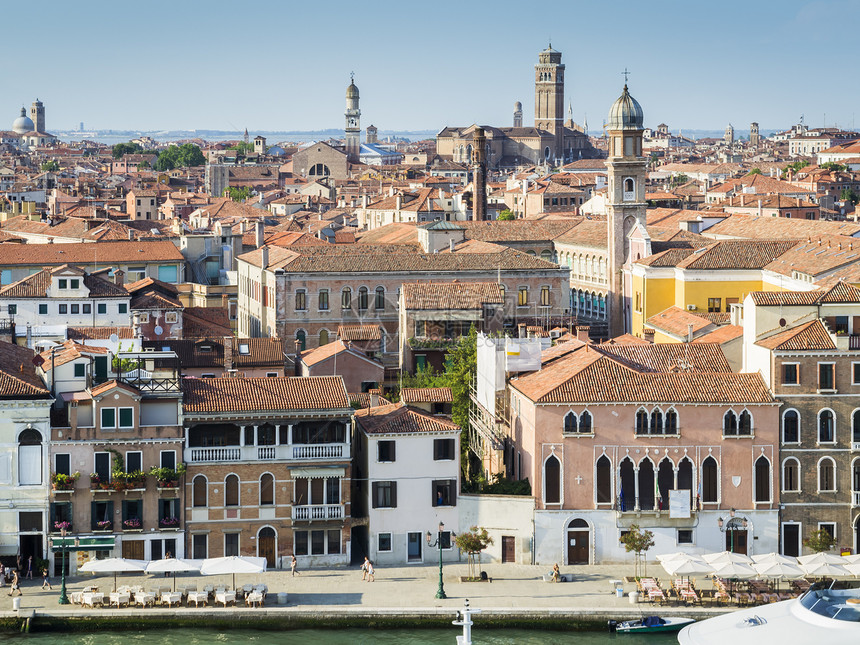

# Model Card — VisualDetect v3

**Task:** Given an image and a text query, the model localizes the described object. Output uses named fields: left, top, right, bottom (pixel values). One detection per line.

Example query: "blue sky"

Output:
left=5, top=0, right=858, bottom=134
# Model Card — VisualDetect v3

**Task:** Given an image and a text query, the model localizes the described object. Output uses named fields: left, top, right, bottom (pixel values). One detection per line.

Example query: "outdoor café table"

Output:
left=161, top=592, right=183, bottom=608
left=135, top=592, right=156, bottom=607
left=215, top=591, right=236, bottom=607
left=245, top=591, right=264, bottom=607
left=82, top=592, right=104, bottom=607
left=109, top=592, right=130, bottom=608
left=187, top=591, right=208, bottom=607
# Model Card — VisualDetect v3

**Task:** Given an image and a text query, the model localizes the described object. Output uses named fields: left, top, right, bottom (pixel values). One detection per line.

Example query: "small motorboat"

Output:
left=609, top=615, right=695, bottom=633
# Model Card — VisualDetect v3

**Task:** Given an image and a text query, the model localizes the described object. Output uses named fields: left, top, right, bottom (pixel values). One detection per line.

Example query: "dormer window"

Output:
left=238, top=343, right=250, bottom=355
left=59, top=279, right=67, bottom=289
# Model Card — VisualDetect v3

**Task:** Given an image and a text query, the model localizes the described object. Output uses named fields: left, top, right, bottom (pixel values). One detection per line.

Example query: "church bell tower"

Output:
left=345, top=74, right=361, bottom=163
left=534, top=45, right=564, bottom=162
left=605, top=80, right=646, bottom=338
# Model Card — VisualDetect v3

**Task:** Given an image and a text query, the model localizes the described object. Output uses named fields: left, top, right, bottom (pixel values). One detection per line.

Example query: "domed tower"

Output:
left=12, top=107, right=34, bottom=134
left=534, top=45, right=564, bottom=161
left=605, top=82, right=646, bottom=337
left=345, top=74, right=361, bottom=163
left=513, top=101, right=523, bottom=128
left=31, top=98, right=44, bottom=133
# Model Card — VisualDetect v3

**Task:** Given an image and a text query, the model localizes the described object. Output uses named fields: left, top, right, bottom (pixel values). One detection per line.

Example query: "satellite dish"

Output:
left=154, top=326, right=164, bottom=336
left=108, top=334, right=119, bottom=344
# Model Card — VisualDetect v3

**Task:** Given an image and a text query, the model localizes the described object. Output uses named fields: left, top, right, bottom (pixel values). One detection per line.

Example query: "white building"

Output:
left=354, top=403, right=461, bottom=566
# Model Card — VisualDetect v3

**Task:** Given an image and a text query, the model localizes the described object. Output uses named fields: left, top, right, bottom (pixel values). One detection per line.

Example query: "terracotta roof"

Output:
left=749, top=281, right=860, bottom=306
left=0, top=341, right=50, bottom=398
left=702, top=213, right=860, bottom=240
left=337, top=324, right=382, bottom=341
left=756, top=320, right=836, bottom=351
left=349, top=392, right=392, bottom=409
left=182, top=307, right=232, bottom=338
left=90, top=379, right=140, bottom=398
left=553, top=219, right=608, bottom=248
left=68, top=326, right=135, bottom=341
left=182, top=376, right=350, bottom=414
left=299, top=340, right=380, bottom=368
left=0, top=240, right=183, bottom=266
left=691, top=325, right=744, bottom=344
left=399, top=387, right=453, bottom=404
left=596, top=342, right=731, bottom=373
left=646, top=306, right=713, bottom=338
left=38, top=340, right=108, bottom=371
left=674, top=240, right=798, bottom=270
left=763, top=236, right=860, bottom=277
left=457, top=220, right=579, bottom=242
left=0, top=265, right=128, bottom=298
left=354, top=402, right=460, bottom=435
left=401, top=281, right=503, bottom=310
left=511, top=346, right=773, bottom=405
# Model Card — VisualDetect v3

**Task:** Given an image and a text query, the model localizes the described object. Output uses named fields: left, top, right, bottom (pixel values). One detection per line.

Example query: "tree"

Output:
left=40, top=160, right=59, bottom=172
left=840, top=187, right=859, bottom=205
left=137, top=160, right=150, bottom=170
left=230, top=141, right=254, bottom=155
left=453, top=526, right=493, bottom=579
left=154, top=143, right=205, bottom=171
left=821, top=162, right=846, bottom=172
left=225, top=186, right=251, bottom=202
left=669, top=173, right=689, bottom=188
left=747, top=168, right=762, bottom=175
left=112, top=142, right=144, bottom=159
left=804, top=528, right=837, bottom=553
left=620, top=524, right=655, bottom=578
left=442, top=325, right=478, bottom=477
left=497, top=209, right=515, bottom=221
left=781, top=160, right=810, bottom=177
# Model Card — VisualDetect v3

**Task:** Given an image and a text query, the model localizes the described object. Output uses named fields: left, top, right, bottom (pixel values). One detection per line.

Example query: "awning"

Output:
left=50, top=536, right=115, bottom=551
left=61, top=391, right=91, bottom=402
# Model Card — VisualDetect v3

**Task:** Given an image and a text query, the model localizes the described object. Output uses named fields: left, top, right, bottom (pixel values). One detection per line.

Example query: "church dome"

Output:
left=346, top=80, right=359, bottom=100
left=607, top=85, right=643, bottom=130
left=12, top=107, right=34, bottom=134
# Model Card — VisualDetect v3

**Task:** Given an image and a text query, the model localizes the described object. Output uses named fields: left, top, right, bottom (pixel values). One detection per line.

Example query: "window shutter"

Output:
left=391, top=482, right=397, bottom=508
left=371, top=482, right=379, bottom=509
left=90, top=501, right=98, bottom=530
left=50, top=503, right=57, bottom=526
left=449, top=479, right=457, bottom=506
left=432, top=480, right=438, bottom=506
left=121, top=500, right=128, bottom=521
left=433, top=440, right=440, bottom=460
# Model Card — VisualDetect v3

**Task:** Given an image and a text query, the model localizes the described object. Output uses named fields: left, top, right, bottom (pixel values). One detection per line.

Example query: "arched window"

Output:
left=624, top=177, right=634, bottom=197
left=665, top=409, right=678, bottom=434
left=853, top=409, right=860, bottom=444
left=657, top=458, right=674, bottom=508
left=358, top=286, right=368, bottom=311
left=754, top=456, right=771, bottom=503
left=638, top=459, right=655, bottom=511
left=819, top=409, right=835, bottom=443
left=677, top=457, right=693, bottom=495
left=782, top=458, right=800, bottom=492
left=579, top=411, right=592, bottom=434
left=783, top=409, right=799, bottom=444
left=853, top=459, right=860, bottom=493
left=723, top=410, right=738, bottom=436
left=650, top=409, right=664, bottom=435
left=738, top=410, right=753, bottom=435
left=541, top=250, right=552, bottom=262
left=544, top=454, right=561, bottom=504
left=702, top=456, right=718, bottom=503
left=596, top=455, right=612, bottom=504
left=260, top=473, right=274, bottom=506
left=341, top=287, right=351, bottom=309
left=619, top=458, right=635, bottom=511
left=635, top=408, right=648, bottom=435
left=375, top=286, right=385, bottom=310
left=192, top=475, right=207, bottom=507
left=18, top=428, right=43, bottom=485
left=563, top=412, right=577, bottom=434
left=818, top=458, right=836, bottom=492
left=225, top=474, right=239, bottom=507
left=318, top=329, right=329, bottom=346
left=295, top=330, right=306, bottom=351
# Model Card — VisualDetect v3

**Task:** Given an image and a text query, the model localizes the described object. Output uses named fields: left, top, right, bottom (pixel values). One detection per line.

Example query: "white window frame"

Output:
left=853, top=362, right=860, bottom=386
left=817, top=408, right=837, bottom=445
left=125, top=450, right=143, bottom=474
left=818, top=521, right=837, bottom=541
left=377, top=532, right=392, bottom=552
left=817, top=456, right=837, bottom=493
left=782, top=408, right=801, bottom=445
left=781, top=457, right=801, bottom=492
left=159, top=450, right=176, bottom=470
left=782, top=362, right=800, bottom=386
left=676, top=528, right=694, bottom=546
left=101, top=407, right=117, bottom=429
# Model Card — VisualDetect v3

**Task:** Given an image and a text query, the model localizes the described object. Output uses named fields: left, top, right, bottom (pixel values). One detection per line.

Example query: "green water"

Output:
left=0, top=628, right=678, bottom=645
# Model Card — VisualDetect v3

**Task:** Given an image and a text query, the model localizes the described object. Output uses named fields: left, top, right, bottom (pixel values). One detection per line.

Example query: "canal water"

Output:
left=0, top=627, right=678, bottom=645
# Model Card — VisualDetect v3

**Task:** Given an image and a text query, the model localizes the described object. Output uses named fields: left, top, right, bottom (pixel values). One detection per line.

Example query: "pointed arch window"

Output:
left=754, top=456, right=771, bottom=503
left=635, top=409, right=648, bottom=435
left=650, top=409, right=664, bottom=435
left=579, top=411, right=592, bottom=434
left=702, top=456, right=718, bottom=503
left=665, top=409, right=678, bottom=434
left=544, top=454, right=561, bottom=504
left=563, top=412, right=577, bottom=435
left=738, top=410, right=753, bottom=435
left=723, top=410, right=738, bottom=436
left=596, top=455, right=612, bottom=504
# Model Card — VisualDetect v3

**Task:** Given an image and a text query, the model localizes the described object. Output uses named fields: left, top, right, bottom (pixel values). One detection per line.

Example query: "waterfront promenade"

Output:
left=0, top=562, right=733, bottom=628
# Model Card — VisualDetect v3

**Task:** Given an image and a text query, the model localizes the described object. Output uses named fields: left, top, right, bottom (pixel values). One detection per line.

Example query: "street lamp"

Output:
left=717, top=509, right=748, bottom=553
left=57, top=528, right=69, bottom=605
left=426, top=521, right=447, bottom=600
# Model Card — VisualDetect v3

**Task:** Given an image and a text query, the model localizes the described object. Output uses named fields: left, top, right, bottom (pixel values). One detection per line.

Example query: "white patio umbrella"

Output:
left=799, top=561, right=851, bottom=578
left=657, top=552, right=696, bottom=562
left=751, top=552, right=798, bottom=565
left=79, top=557, right=147, bottom=591
left=797, top=552, right=845, bottom=566
left=661, top=556, right=713, bottom=579
left=200, top=556, right=266, bottom=590
left=843, top=562, right=860, bottom=577
left=145, top=558, right=202, bottom=591
left=709, top=561, right=758, bottom=579
left=841, top=554, right=860, bottom=564
left=753, top=560, right=805, bottom=580
left=702, top=551, right=753, bottom=565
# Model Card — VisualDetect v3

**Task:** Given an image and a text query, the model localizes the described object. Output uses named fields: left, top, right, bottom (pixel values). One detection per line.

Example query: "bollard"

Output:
left=277, top=592, right=288, bottom=605
left=628, top=590, right=639, bottom=604
left=12, top=597, right=21, bottom=611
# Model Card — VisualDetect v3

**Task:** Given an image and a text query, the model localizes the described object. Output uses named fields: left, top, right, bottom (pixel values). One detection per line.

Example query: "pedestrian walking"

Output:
left=41, top=567, right=52, bottom=590
left=26, top=556, right=33, bottom=579
left=360, top=556, right=370, bottom=580
left=366, top=560, right=375, bottom=582
left=8, top=570, right=21, bottom=596
left=290, top=555, right=300, bottom=576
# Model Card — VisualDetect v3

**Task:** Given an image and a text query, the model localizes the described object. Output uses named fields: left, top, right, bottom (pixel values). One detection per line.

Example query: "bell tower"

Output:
left=31, top=98, right=45, bottom=133
left=534, top=45, right=564, bottom=161
left=605, top=79, right=646, bottom=338
left=345, top=73, right=361, bottom=163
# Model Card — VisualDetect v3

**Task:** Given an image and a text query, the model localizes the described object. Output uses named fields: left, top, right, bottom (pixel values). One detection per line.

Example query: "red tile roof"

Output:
left=400, top=387, right=453, bottom=404
left=0, top=240, right=183, bottom=266
left=401, top=281, right=504, bottom=310
left=756, top=321, right=836, bottom=351
left=354, top=402, right=460, bottom=435
left=182, top=376, right=350, bottom=414
left=0, top=341, right=50, bottom=398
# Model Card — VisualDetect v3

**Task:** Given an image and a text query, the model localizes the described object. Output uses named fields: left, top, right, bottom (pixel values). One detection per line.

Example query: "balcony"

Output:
left=291, top=504, right=344, bottom=522
left=186, top=443, right=350, bottom=464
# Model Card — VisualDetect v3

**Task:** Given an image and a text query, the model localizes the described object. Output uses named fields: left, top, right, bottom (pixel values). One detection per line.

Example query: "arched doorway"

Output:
left=567, top=518, right=589, bottom=565
left=258, top=526, right=277, bottom=568
left=725, top=517, right=748, bottom=554
left=855, top=516, right=860, bottom=555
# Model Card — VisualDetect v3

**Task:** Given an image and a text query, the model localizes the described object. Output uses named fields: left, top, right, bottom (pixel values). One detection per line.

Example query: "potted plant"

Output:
left=158, top=516, right=180, bottom=529
left=51, top=472, right=80, bottom=491
left=112, top=472, right=128, bottom=492
left=53, top=520, right=71, bottom=532
left=123, top=517, right=142, bottom=530
left=89, top=473, right=101, bottom=489
left=149, top=463, right=186, bottom=488
left=126, top=470, right=146, bottom=489
left=95, top=520, right=112, bottom=531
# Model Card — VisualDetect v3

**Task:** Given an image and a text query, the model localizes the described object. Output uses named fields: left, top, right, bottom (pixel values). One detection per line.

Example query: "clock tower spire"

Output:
left=345, top=73, right=361, bottom=163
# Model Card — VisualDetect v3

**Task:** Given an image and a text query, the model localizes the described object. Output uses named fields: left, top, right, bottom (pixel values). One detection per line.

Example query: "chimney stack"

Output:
left=255, top=220, right=264, bottom=248
left=114, top=269, right=124, bottom=288
left=449, top=238, right=455, bottom=252
left=575, top=325, right=590, bottom=343
left=369, top=388, right=381, bottom=408
left=223, top=336, right=233, bottom=371
left=260, top=245, right=269, bottom=270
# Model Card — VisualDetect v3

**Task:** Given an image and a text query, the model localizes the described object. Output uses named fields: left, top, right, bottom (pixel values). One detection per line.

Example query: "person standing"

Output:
left=290, top=555, right=300, bottom=576
left=8, top=570, right=21, bottom=596
left=360, top=556, right=370, bottom=581
left=41, top=567, right=52, bottom=590
left=366, top=561, right=375, bottom=582
left=26, top=556, right=33, bottom=580
left=0, top=563, right=5, bottom=588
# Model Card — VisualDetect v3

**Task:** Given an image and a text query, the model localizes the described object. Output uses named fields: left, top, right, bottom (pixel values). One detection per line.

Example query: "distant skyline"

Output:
left=6, top=0, right=858, bottom=136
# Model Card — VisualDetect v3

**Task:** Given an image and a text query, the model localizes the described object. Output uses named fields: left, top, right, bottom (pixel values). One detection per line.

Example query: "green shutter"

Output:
left=119, top=408, right=133, bottom=428
left=101, top=407, right=115, bottom=428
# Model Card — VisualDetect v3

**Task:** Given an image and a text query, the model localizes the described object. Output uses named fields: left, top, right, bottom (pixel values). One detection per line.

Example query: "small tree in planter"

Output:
left=804, top=528, right=837, bottom=553
left=453, top=526, right=494, bottom=580
left=620, top=524, right=655, bottom=579
left=149, top=463, right=186, bottom=487
left=51, top=472, right=80, bottom=490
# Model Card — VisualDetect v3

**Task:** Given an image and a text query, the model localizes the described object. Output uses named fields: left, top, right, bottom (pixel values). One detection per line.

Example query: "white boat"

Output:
left=678, top=584, right=860, bottom=644
left=610, top=615, right=695, bottom=633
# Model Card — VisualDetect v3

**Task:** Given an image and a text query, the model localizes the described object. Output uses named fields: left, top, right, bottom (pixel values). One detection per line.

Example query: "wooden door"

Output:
left=726, top=530, right=748, bottom=554
left=122, top=540, right=145, bottom=560
left=501, top=536, right=515, bottom=563
left=259, top=536, right=276, bottom=568
left=782, top=524, right=800, bottom=557
left=567, top=530, right=589, bottom=564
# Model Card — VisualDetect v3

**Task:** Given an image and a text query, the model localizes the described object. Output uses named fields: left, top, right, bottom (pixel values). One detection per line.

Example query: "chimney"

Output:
left=255, top=220, right=265, bottom=248
left=395, top=194, right=402, bottom=210
left=449, top=238, right=455, bottom=252
left=223, top=337, right=233, bottom=371
left=575, top=325, right=590, bottom=343
left=114, top=270, right=124, bottom=288
left=643, top=328, right=655, bottom=343
left=369, top=388, right=381, bottom=408
left=260, top=246, right=269, bottom=270
left=757, top=199, right=762, bottom=217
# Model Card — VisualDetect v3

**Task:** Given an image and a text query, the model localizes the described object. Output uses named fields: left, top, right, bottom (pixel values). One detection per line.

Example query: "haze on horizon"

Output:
left=6, top=0, right=857, bottom=136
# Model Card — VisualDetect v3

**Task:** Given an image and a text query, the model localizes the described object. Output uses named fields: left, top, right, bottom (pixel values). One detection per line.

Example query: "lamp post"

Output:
left=426, top=521, right=447, bottom=600
left=57, top=528, right=69, bottom=605
left=717, top=509, right=748, bottom=553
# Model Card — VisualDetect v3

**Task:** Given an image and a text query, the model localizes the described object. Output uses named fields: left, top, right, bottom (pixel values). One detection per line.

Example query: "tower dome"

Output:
left=607, top=85, right=643, bottom=130
left=346, top=79, right=359, bottom=100
left=514, top=100, right=522, bottom=111
left=12, top=107, right=34, bottom=134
